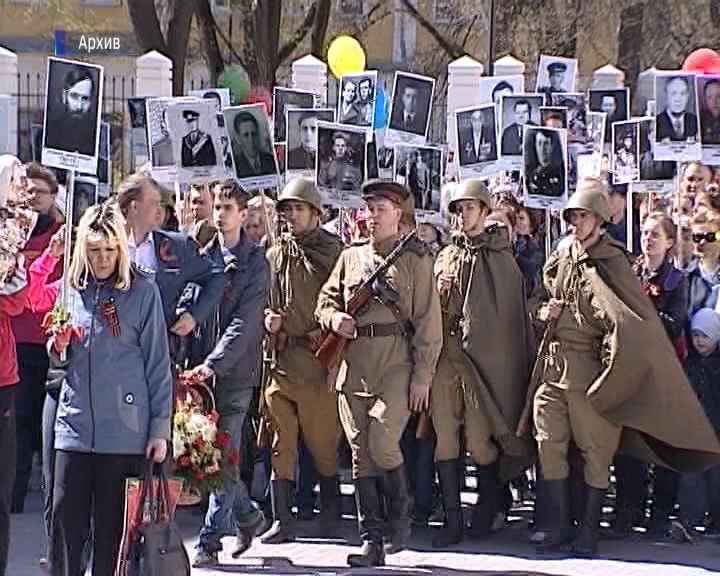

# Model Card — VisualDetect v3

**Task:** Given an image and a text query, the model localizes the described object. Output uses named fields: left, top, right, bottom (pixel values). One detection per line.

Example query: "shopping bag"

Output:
left=115, top=464, right=186, bottom=576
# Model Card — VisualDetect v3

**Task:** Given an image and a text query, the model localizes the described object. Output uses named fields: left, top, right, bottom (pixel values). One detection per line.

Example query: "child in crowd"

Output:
left=671, top=308, right=720, bottom=542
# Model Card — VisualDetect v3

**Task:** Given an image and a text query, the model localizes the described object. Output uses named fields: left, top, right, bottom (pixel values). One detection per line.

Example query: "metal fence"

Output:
left=14, top=72, right=135, bottom=191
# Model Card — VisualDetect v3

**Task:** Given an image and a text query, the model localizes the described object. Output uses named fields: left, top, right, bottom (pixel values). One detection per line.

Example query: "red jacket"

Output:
left=11, top=220, right=62, bottom=345
left=0, top=286, right=29, bottom=386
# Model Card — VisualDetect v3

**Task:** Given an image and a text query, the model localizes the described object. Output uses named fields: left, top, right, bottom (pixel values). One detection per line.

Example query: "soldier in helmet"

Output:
left=527, top=177, right=720, bottom=557
left=260, top=177, right=344, bottom=544
left=316, top=179, right=442, bottom=567
left=432, top=179, right=534, bottom=548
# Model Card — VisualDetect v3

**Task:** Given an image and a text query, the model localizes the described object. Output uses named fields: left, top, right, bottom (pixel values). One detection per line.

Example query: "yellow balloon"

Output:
left=327, top=35, right=366, bottom=79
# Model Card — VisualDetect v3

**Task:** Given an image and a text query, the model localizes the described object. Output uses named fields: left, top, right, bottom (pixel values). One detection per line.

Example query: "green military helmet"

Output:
left=277, top=176, right=323, bottom=212
left=562, top=177, right=612, bottom=223
left=448, top=178, right=492, bottom=214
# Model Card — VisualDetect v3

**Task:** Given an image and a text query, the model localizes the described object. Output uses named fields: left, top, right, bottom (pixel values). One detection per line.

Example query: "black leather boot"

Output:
left=382, top=466, right=412, bottom=554
left=536, top=479, right=574, bottom=552
left=432, top=459, right=463, bottom=548
left=318, top=475, right=341, bottom=533
left=468, top=461, right=503, bottom=539
left=260, top=479, right=296, bottom=544
left=348, top=477, right=385, bottom=567
left=572, top=486, right=605, bottom=557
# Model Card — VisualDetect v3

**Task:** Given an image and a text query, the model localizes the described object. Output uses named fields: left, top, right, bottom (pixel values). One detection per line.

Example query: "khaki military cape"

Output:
left=521, top=235, right=720, bottom=472
left=439, top=227, right=536, bottom=480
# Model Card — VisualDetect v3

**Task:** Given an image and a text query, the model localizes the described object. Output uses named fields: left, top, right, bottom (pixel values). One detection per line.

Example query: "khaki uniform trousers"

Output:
left=431, top=353, right=498, bottom=465
left=266, top=374, right=340, bottom=481
left=533, top=345, right=622, bottom=490
left=338, top=376, right=411, bottom=479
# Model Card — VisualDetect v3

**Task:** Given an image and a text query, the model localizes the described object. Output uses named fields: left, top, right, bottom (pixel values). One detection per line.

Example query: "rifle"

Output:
left=256, top=191, right=281, bottom=449
left=315, top=229, right=418, bottom=370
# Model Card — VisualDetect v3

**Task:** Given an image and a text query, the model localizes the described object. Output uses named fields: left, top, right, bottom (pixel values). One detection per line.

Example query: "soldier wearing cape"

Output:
left=520, top=177, right=720, bottom=557
left=431, top=179, right=535, bottom=548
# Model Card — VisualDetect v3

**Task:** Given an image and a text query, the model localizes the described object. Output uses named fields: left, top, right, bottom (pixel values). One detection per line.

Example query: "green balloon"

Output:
left=219, top=65, right=251, bottom=104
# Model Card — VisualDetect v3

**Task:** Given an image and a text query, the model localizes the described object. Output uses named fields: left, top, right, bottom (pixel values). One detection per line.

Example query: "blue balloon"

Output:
left=373, top=84, right=388, bottom=129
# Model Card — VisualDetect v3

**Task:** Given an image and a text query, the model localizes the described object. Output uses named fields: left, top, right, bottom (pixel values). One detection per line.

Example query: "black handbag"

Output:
left=126, top=465, right=190, bottom=576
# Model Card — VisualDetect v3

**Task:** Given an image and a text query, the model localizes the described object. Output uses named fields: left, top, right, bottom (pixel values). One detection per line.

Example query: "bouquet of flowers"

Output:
left=42, top=302, right=84, bottom=343
left=172, top=385, right=233, bottom=500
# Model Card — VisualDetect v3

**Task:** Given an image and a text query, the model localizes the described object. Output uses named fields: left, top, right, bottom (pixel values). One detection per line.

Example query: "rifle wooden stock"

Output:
left=315, top=284, right=372, bottom=369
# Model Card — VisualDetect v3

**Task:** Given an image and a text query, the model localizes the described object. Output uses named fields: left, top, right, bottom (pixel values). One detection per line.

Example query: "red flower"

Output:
left=158, top=238, right=177, bottom=264
left=193, top=437, right=206, bottom=449
left=215, top=430, right=231, bottom=449
left=178, top=455, right=191, bottom=468
left=227, top=448, right=240, bottom=466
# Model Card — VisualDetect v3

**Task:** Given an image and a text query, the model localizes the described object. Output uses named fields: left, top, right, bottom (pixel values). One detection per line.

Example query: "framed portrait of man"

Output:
left=523, top=126, right=568, bottom=209
left=285, top=108, right=335, bottom=175
left=499, top=94, right=543, bottom=168
left=386, top=71, right=435, bottom=145
left=273, top=88, right=316, bottom=143
left=42, top=57, right=104, bottom=174
left=653, top=73, right=701, bottom=162
left=315, top=121, right=366, bottom=207
left=480, top=75, right=524, bottom=106
left=696, top=75, right=720, bottom=165
left=393, top=144, right=443, bottom=215
left=535, top=55, right=577, bottom=104
left=611, top=120, right=640, bottom=185
left=589, top=88, right=629, bottom=143
left=224, top=103, right=280, bottom=190
left=189, top=88, right=231, bottom=111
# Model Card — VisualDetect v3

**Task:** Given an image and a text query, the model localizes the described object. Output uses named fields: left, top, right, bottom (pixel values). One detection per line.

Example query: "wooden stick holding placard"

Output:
left=626, top=183, right=634, bottom=254
left=59, top=169, right=76, bottom=362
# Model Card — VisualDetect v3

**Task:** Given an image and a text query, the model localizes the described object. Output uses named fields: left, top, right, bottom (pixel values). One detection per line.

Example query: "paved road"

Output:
left=8, top=492, right=720, bottom=576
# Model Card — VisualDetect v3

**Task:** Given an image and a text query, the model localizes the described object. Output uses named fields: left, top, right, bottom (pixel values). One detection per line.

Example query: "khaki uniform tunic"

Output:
left=316, top=235, right=442, bottom=478
left=265, top=227, right=343, bottom=480
left=533, top=242, right=622, bottom=489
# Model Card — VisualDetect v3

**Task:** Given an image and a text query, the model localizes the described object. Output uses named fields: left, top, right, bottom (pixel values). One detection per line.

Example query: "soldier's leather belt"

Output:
left=356, top=322, right=406, bottom=338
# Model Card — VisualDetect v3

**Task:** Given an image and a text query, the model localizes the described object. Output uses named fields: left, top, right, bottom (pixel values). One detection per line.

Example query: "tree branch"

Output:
left=127, top=0, right=167, bottom=53
left=194, top=0, right=224, bottom=84
left=399, top=0, right=465, bottom=60
left=277, top=1, right=318, bottom=65
left=311, top=0, right=332, bottom=57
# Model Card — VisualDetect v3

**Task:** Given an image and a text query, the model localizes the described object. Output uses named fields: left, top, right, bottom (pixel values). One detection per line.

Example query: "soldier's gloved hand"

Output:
left=538, top=298, right=564, bottom=322
left=409, top=381, right=430, bottom=413
left=264, top=309, right=283, bottom=334
left=331, top=312, right=356, bottom=339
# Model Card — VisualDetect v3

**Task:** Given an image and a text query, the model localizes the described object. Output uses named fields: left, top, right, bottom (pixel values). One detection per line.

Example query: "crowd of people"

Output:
left=1, top=152, right=720, bottom=576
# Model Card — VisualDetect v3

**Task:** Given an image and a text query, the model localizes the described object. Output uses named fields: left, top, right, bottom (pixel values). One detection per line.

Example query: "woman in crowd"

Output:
left=687, top=211, right=720, bottom=316
left=48, top=203, right=173, bottom=576
left=613, top=213, right=688, bottom=537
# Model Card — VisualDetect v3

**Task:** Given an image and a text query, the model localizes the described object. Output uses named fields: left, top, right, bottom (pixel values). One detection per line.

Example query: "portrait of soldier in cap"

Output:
left=524, top=126, right=567, bottom=200
left=536, top=55, right=577, bottom=104
left=180, top=109, right=217, bottom=167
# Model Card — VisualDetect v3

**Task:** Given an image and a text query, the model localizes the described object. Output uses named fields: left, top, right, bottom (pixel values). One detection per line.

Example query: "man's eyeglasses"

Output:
left=692, top=231, right=720, bottom=243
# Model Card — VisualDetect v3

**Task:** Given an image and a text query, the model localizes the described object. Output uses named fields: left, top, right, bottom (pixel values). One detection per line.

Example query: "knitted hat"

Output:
left=691, top=308, right=720, bottom=344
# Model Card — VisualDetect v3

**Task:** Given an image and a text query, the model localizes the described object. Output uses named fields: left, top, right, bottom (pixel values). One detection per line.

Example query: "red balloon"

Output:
left=241, top=86, right=273, bottom=115
left=682, top=48, right=720, bottom=73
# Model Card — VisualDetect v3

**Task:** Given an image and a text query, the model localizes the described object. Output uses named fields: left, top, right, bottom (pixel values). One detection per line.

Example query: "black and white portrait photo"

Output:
left=42, top=57, right=103, bottom=174
left=72, top=176, right=98, bottom=226
left=273, top=87, right=316, bottom=143
left=127, top=97, right=148, bottom=170
left=638, top=117, right=676, bottom=186
left=378, top=146, right=394, bottom=178
left=387, top=72, right=435, bottom=143
left=541, top=107, right=567, bottom=129
left=286, top=108, right=335, bottom=172
left=224, top=103, right=279, bottom=190
left=589, top=88, right=629, bottom=143
left=536, top=55, right=577, bottom=104
left=393, top=144, right=443, bottom=213
left=479, top=75, right=524, bottom=106
left=500, top=94, right=543, bottom=159
left=315, top=121, right=366, bottom=205
left=189, top=88, right=231, bottom=111
left=337, top=72, right=377, bottom=128
left=146, top=97, right=177, bottom=173
left=654, top=73, right=701, bottom=161
left=456, top=105, right=498, bottom=167
left=611, top=120, right=640, bottom=185
left=523, top=126, right=567, bottom=207
left=166, top=99, right=225, bottom=184
left=552, top=93, right=586, bottom=143
left=696, top=75, right=720, bottom=164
